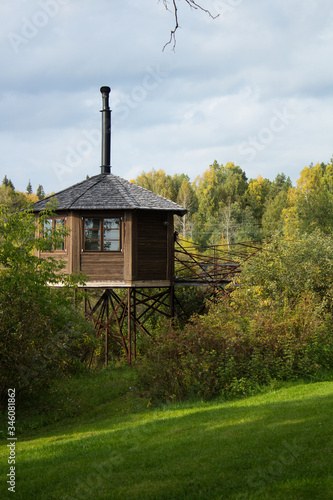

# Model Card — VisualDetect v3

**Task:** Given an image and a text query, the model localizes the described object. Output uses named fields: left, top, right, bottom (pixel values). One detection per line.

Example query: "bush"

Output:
left=0, top=207, right=96, bottom=404
left=136, top=295, right=333, bottom=402
left=0, top=285, right=97, bottom=402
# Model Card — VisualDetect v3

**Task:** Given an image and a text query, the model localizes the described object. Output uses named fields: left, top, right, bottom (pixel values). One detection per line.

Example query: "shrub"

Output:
left=136, top=295, right=333, bottom=402
left=0, top=207, right=96, bottom=404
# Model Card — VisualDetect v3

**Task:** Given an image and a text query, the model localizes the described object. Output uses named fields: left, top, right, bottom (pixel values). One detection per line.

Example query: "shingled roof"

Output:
left=33, top=173, right=187, bottom=216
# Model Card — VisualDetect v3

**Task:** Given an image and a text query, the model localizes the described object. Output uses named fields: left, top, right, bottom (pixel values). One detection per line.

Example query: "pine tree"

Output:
left=26, top=180, right=33, bottom=195
left=36, top=184, right=45, bottom=200
left=2, top=175, right=15, bottom=190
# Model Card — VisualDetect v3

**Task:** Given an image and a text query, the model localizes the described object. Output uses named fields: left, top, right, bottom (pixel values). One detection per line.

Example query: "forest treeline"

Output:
left=132, top=159, right=333, bottom=245
left=2, top=159, right=333, bottom=404
left=133, top=158, right=333, bottom=401
left=3, top=158, right=333, bottom=247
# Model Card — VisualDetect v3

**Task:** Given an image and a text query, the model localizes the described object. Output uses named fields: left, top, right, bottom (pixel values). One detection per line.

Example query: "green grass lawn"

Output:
left=1, top=367, right=333, bottom=499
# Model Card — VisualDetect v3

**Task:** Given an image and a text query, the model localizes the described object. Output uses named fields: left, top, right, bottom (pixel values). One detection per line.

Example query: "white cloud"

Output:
left=0, top=0, right=333, bottom=193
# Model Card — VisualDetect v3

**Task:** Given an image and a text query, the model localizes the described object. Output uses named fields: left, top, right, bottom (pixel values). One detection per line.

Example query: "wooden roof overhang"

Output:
left=32, top=173, right=187, bottom=216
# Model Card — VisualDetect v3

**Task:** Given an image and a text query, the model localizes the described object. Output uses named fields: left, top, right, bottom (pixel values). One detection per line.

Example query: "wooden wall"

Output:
left=71, top=211, right=124, bottom=282
left=80, top=253, right=124, bottom=281
left=37, top=209, right=175, bottom=285
left=136, top=211, right=170, bottom=281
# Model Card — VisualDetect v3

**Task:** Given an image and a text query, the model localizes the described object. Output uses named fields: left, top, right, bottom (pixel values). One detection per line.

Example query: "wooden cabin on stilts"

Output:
left=33, top=87, right=187, bottom=365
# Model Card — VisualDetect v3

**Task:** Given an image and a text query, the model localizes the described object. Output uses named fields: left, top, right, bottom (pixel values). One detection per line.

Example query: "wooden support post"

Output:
left=170, top=285, right=175, bottom=319
left=133, top=288, right=137, bottom=360
left=105, top=295, right=109, bottom=367
left=127, top=288, right=132, bottom=366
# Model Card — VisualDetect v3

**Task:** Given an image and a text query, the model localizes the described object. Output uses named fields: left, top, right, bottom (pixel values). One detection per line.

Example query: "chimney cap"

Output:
left=100, top=86, right=111, bottom=95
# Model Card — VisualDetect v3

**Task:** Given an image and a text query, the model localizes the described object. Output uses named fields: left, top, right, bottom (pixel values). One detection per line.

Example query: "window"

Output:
left=84, top=218, right=121, bottom=252
left=43, top=218, right=65, bottom=251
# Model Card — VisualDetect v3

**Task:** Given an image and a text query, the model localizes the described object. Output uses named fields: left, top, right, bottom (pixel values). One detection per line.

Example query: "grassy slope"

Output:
left=1, top=368, right=333, bottom=500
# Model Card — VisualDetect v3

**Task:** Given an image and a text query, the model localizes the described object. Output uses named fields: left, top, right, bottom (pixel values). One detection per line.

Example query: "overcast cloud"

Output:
left=1, top=0, right=333, bottom=193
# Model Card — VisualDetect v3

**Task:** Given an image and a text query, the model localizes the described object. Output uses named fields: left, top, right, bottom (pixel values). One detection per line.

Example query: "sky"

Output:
left=1, top=0, right=333, bottom=194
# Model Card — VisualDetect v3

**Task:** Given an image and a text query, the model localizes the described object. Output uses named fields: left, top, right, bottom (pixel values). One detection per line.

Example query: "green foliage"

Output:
left=132, top=162, right=295, bottom=245
left=0, top=206, right=96, bottom=403
left=133, top=168, right=189, bottom=202
left=36, top=184, right=45, bottom=200
left=245, top=174, right=272, bottom=223
left=236, top=230, right=333, bottom=308
left=26, top=179, right=33, bottom=195
left=295, top=162, right=333, bottom=234
left=132, top=163, right=296, bottom=245
left=0, top=185, right=30, bottom=212
left=193, top=161, right=249, bottom=245
left=262, top=189, right=289, bottom=236
left=138, top=230, right=333, bottom=403
left=137, top=295, right=333, bottom=402
left=2, top=175, right=15, bottom=190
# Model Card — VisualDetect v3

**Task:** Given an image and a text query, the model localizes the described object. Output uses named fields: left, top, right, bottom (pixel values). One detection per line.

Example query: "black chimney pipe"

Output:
left=100, top=86, right=111, bottom=174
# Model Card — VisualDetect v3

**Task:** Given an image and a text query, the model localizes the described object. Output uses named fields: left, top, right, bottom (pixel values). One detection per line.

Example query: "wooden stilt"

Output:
left=133, top=288, right=137, bottom=360
left=169, top=285, right=175, bottom=320
left=105, top=295, right=109, bottom=366
left=128, top=288, right=132, bottom=366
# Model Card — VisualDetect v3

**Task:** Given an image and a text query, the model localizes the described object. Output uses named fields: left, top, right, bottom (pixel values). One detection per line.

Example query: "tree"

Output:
left=133, top=168, right=189, bottom=202
left=193, top=161, right=248, bottom=245
left=26, top=179, right=33, bottom=195
left=268, top=173, right=292, bottom=199
left=0, top=205, right=95, bottom=402
left=176, top=177, right=198, bottom=238
left=2, top=175, right=15, bottom=190
left=220, top=198, right=234, bottom=248
left=262, top=190, right=289, bottom=237
left=233, top=229, right=333, bottom=309
left=36, top=184, right=45, bottom=200
left=0, top=185, right=29, bottom=212
left=279, top=162, right=333, bottom=238
left=293, top=163, right=333, bottom=235
left=245, top=175, right=272, bottom=224
left=260, top=173, right=292, bottom=237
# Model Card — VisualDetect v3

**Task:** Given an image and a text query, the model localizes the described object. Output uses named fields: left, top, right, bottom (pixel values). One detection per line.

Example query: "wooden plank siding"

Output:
left=36, top=209, right=176, bottom=285
left=80, top=252, right=124, bottom=281
left=137, top=212, right=169, bottom=281
left=123, top=211, right=136, bottom=283
left=67, top=211, right=81, bottom=274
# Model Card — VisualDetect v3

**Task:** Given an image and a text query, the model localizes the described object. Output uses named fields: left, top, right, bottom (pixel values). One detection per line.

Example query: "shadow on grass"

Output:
left=1, top=382, right=333, bottom=499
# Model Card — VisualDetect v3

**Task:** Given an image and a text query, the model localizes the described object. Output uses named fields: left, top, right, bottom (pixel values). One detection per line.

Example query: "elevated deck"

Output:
left=173, top=239, right=261, bottom=291
left=52, top=239, right=261, bottom=290
left=83, top=239, right=262, bottom=365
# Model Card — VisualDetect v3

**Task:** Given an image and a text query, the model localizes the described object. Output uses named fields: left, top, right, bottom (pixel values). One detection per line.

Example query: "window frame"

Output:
left=83, top=216, right=122, bottom=253
left=42, top=217, right=66, bottom=252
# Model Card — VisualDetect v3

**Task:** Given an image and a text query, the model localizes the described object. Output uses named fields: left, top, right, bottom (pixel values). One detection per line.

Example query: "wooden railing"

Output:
left=174, top=239, right=262, bottom=289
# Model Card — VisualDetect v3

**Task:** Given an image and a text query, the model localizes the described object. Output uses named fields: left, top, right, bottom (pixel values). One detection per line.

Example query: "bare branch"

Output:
left=162, top=0, right=178, bottom=51
left=184, top=0, right=219, bottom=19
left=162, top=0, right=219, bottom=51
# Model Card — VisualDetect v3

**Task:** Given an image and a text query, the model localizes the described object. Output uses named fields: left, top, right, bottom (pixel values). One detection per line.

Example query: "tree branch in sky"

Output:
left=162, top=0, right=219, bottom=51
